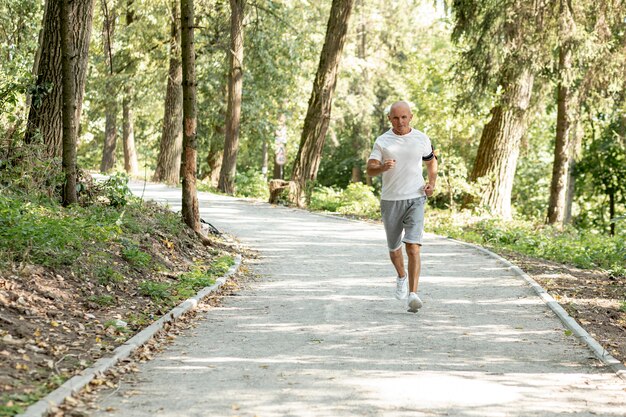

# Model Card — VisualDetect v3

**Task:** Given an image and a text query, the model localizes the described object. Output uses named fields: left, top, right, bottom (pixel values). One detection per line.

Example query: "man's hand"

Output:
left=424, top=183, right=435, bottom=197
left=382, top=159, right=396, bottom=172
left=366, top=158, right=395, bottom=176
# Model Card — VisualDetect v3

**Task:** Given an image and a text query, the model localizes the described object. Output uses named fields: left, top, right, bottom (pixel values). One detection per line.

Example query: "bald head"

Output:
left=388, top=101, right=412, bottom=116
left=387, top=101, right=413, bottom=135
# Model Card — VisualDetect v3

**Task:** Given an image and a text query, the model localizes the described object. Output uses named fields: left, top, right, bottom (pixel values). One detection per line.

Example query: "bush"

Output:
left=235, top=169, right=269, bottom=200
left=310, top=183, right=380, bottom=219
left=427, top=209, right=626, bottom=277
left=337, top=183, right=380, bottom=218
left=310, top=186, right=342, bottom=212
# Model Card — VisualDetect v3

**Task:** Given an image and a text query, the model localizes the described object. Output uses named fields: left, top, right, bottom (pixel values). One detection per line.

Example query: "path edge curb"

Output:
left=447, top=237, right=626, bottom=380
left=18, top=254, right=243, bottom=417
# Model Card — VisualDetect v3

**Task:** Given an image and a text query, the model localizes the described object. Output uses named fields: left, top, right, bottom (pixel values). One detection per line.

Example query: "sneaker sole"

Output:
left=407, top=299, right=422, bottom=313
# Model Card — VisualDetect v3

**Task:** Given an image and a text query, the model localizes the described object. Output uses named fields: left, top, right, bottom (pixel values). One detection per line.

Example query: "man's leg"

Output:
left=406, top=243, right=421, bottom=293
left=389, top=248, right=406, bottom=278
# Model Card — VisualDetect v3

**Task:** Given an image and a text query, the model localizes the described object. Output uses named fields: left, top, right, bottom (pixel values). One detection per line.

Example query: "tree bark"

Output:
left=180, top=0, right=200, bottom=231
left=122, top=1, right=139, bottom=176
left=25, top=0, right=94, bottom=158
left=153, top=0, right=183, bottom=184
left=218, top=0, right=245, bottom=195
left=470, top=68, right=534, bottom=219
left=547, top=0, right=578, bottom=226
left=290, top=0, right=355, bottom=206
left=99, top=2, right=117, bottom=173
left=61, top=0, right=78, bottom=205
left=122, top=85, right=139, bottom=175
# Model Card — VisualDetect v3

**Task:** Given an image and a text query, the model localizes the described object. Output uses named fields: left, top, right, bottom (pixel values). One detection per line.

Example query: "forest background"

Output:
left=1, top=0, right=626, bottom=413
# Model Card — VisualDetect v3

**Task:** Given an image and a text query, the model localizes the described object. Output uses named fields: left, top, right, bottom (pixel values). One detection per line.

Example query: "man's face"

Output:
left=388, top=104, right=412, bottom=135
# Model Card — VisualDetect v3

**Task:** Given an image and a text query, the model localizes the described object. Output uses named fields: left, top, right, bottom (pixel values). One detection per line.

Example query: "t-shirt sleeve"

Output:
left=422, top=136, right=436, bottom=161
left=368, top=141, right=383, bottom=162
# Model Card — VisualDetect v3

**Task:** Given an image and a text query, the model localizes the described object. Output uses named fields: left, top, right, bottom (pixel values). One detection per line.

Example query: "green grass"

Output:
left=427, top=209, right=626, bottom=277
left=95, top=265, right=125, bottom=285
left=87, top=294, right=116, bottom=306
left=138, top=280, right=171, bottom=300
left=0, top=194, right=120, bottom=267
left=139, top=255, right=234, bottom=303
left=120, top=239, right=152, bottom=268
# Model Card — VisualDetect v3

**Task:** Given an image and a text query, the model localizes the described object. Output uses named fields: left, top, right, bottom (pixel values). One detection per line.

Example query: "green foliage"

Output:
left=575, top=122, right=626, bottom=233
left=139, top=255, right=233, bottom=302
left=95, top=266, right=125, bottom=285
left=99, top=173, right=135, bottom=208
left=0, top=194, right=119, bottom=267
left=138, top=280, right=171, bottom=300
left=0, top=144, right=65, bottom=199
left=235, top=169, right=269, bottom=200
left=207, top=255, right=235, bottom=277
left=310, top=186, right=343, bottom=212
left=175, top=268, right=215, bottom=298
left=88, top=294, right=116, bottom=307
left=0, top=0, right=43, bottom=145
left=310, top=183, right=380, bottom=219
left=428, top=209, right=626, bottom=277
left=429, top=154, right=475, bottom=209
left=120, top=239, right=152, bottom=268
left=336, top=183, right=380, bottom=218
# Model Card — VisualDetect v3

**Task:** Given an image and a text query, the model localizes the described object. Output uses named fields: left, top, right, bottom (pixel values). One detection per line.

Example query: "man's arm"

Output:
left=367, top=158, right=396, bottom=177
left=423, top=157, right=438, bottom=197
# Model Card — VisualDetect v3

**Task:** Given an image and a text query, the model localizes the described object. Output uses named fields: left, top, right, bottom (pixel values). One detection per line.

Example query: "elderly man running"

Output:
left=366, top=101, right=438, bottom=313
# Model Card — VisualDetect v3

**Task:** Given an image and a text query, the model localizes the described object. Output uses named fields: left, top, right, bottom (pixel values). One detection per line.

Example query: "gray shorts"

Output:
left=380, top=196, right=427, bottom=251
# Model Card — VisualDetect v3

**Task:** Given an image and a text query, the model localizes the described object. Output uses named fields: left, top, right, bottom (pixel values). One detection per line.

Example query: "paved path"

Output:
left=89, top=182, right=626, bottom=416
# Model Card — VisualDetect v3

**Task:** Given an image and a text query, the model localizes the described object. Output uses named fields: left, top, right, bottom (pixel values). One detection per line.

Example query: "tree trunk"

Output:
left=25, top=0, right=94, bottom=158
left=290, top=0, right=355, bottom=206
left=261, top=138, right=268, bottom=176
left=153, top=0, right=183, bottom=184
left=122, top=1, right=139, bottom=176
left=547, top=0, right=578, bottom=226
left=351, top=0, right=367, bottom=185
left=122, top=85, right=139, bottom=175
left=61, top=0, right=78, bottom=205
left=206, top=131, right=224, bottom=186
left=99, top=3, right=117, bottom=173
left=609, top=191, right=616, bottom=236
left=180, top=0, right=200, bottom=231
left=218, top=0, right=245, bottom=195
left=470, top=69, right=534, bottom=219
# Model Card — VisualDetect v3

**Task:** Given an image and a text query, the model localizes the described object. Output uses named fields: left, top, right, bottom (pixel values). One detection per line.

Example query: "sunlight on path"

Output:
left=86, top=182, right=626, bottom=417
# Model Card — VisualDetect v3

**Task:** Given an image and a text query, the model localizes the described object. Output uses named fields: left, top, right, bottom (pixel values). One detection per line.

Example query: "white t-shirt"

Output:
left=368, top=128, right=434, bottom=201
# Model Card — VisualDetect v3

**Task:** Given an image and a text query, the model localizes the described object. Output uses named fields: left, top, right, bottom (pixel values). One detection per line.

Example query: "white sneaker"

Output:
left=394, top=276, right=408, bottom=300
left=407, top=292, right=423, bottom=313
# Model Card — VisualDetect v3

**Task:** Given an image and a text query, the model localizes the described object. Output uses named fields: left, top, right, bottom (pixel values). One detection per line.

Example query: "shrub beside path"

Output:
left=89, top=182, right=626, bottom=416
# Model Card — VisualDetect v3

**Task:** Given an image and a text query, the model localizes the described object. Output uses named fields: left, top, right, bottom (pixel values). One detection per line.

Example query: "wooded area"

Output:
left=1, top=0, right=625, bottom=233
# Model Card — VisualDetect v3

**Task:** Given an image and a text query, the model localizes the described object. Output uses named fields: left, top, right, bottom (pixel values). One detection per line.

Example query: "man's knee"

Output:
left=405, top=243, right=421, bottom=256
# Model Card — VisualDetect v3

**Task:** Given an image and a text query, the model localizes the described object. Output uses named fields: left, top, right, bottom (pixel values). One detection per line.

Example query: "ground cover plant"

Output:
left=0, top=173, right=238, bottom=416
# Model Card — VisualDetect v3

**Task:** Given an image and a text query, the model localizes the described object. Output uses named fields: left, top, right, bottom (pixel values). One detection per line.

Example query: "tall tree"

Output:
left=218, top=0, right=245, bottom=194
left=290, top=0, right=355, bottom=206
left=99, top=0, right=117, bottom=172
left=122, top=84, right=139, bottom=175
left=122, top=0, right=139, bottom=176
left=547, top=0, right=578, bottom=226
left=453, top=0, right=549, bottom=218
left=24, top=0, right=94, bottom=157
left=180, top=0, right=200, bottom=231
left=60, top=0, right=78, bottom=205
left=469, top=69, right=535, bottom=219
left=153, top=0, right=183, bottom=184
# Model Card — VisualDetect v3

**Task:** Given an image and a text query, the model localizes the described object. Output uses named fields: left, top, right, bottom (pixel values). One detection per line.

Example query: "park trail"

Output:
left=87, top=181, right=626, bottom=417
